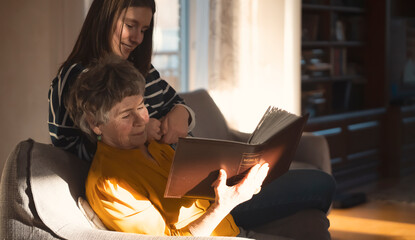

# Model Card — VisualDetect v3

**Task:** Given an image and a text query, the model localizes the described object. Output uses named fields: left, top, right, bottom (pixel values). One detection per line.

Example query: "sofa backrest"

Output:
left=180, top=89, right=231, bottom=140
left=0, top=139, right=92, bottom=239
left=0, top=139, right=60, bottom=239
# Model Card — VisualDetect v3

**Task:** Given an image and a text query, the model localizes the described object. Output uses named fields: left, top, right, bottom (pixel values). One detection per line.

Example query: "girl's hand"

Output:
left=160, top=105, right=190, bottom=144
left=147, top=118, right=162, bottom=141
left=211, top=163, right=270, bottom=213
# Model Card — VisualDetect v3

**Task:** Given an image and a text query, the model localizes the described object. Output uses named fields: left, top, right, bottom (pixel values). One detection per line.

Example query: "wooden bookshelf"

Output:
left=301, top=0, right=389, bottom=191
left=385, top=0, right=415, bottom=178
left=303, top=4, right=366, bottom=13
left=302, top=41, right=364, bottom=47
left=386, top=105, right=415, bottom=178
left=302, top=75, right=365, bottom=83
left=301, top=0, right=373, bottom=117
left=302, top=0, right=415, bottom=191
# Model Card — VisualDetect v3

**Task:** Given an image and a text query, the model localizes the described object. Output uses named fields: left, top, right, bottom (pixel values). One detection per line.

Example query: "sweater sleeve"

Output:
left=48, top=63, right=95, bottom=161
left=89, top=178, right=193, bottom=236
left=145, top=65, right=185, bottom=117
left=144, top=65, right=195, bottom=131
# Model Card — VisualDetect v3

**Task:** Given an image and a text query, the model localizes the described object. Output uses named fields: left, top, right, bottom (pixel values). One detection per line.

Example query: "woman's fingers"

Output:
left=237, top=163, right=269, bottom=196
left=242, top=163, right=269, bottom=184
left=240, top=164, right=260, bottom=184
left=212, top=169, right=227, bottom=188
left=254, top=187, right=261, bottom=195
left=160, top=117, right=169, bottom=135
left=256, top=163, right=269, bottom=186
left=253, top=164, right=269, bottom=194
left=217, top=169, right=227, bottom=188
left=147, top=118, right=162, bottom=141
left=212, top=165, right=269, bottom=211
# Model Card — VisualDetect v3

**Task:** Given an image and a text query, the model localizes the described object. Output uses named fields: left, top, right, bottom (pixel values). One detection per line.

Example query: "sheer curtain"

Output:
left=206, top=0, right=301, bottom=133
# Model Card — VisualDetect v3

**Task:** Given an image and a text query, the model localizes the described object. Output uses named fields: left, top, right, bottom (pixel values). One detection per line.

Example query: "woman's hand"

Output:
left=160, top=105, right=190, bottom=144
left=212, top=163, right=270, bottom=213
left=147, top=118, right=162, bottom=141
left=185, top=163, right=269, bottom=236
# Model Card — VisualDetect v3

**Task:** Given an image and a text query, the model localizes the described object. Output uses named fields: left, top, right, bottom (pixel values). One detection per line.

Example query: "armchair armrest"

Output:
left=292, top=133, right=332, bottom=174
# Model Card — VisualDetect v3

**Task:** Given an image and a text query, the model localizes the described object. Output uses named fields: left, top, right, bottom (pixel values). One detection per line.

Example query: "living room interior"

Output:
left=1, top=0, right=415, bottom=239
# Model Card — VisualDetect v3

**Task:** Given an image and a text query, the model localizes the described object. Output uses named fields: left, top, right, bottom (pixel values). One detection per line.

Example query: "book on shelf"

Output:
left=302, top=14, right=320, bottom=41
left=331, top=48, right=347, bottom=76
left=306, top=62, right=332, bottom=71
left=303, top=49, right=331, bottom=77
left=164, top=107, right=309, bottom=200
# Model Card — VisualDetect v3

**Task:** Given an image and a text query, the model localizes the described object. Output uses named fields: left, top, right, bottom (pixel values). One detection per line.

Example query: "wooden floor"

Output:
left=328, top=201, right=415, bottom=240
left=328, top=176, right=415, bottom=240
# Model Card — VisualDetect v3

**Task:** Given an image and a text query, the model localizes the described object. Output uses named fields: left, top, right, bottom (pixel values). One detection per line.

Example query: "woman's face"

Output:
left=94, top=95, right=149, bottom=149
left=111, top=7, right=153, bottom=59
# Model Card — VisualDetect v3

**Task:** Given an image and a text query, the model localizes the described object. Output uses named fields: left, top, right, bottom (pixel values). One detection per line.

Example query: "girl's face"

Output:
left=111, top=7, right=153, bottom=59
left=93, top=95, right=149, bottom=149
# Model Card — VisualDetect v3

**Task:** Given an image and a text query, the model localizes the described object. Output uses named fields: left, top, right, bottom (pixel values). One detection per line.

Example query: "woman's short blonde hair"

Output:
left=66, top=54, right=145, bottom=142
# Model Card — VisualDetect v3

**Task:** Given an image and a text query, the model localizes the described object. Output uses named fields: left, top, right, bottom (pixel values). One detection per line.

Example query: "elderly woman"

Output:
left=66, top=55, right=334, bottom=239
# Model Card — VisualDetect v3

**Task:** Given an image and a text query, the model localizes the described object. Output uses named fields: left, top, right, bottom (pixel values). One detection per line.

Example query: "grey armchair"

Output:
left=0, top=139, right=248, bottom=240
left=0, top=89, right=332, bottom=240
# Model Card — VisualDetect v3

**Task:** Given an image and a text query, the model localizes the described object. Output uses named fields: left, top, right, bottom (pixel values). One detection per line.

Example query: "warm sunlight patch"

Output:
left=330, top=215, right=415, bottom=239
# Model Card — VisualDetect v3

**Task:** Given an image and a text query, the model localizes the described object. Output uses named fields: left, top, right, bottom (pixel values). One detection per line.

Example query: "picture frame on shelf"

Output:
left=335, top=20, right=346, bottom=41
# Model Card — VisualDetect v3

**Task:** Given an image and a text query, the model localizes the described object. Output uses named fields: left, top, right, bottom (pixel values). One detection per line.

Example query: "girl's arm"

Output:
left=160, top=104, right=191, bottom=144
left=48, top=63, right=94, bottom=161
left=145, top=66, right=195, bottom=144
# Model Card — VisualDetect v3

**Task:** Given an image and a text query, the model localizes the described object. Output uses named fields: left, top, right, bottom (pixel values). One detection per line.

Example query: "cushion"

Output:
left=29, top=141, right=92, bottom=237
left=78, top=197, right=108, bottom=230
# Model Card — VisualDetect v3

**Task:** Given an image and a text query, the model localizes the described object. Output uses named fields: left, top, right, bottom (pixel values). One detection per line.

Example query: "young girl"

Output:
left=48, top=0, right=194, bottom=161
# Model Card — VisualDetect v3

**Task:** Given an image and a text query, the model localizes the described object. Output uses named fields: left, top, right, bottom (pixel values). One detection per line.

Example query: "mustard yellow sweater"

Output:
left=86, top=141, right=240, bottom=236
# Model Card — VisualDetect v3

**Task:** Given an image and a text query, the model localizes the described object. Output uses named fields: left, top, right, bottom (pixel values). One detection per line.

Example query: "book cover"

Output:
left=164, top=107, right=309, bottom=200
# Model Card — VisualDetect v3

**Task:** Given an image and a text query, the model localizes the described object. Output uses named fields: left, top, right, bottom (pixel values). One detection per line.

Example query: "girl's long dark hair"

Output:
left=61, top=0, right=156, bottom=77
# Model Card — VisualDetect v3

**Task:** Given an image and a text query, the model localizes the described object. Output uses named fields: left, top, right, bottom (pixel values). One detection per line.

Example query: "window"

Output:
left=153, top=0, right=187, bottom=91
